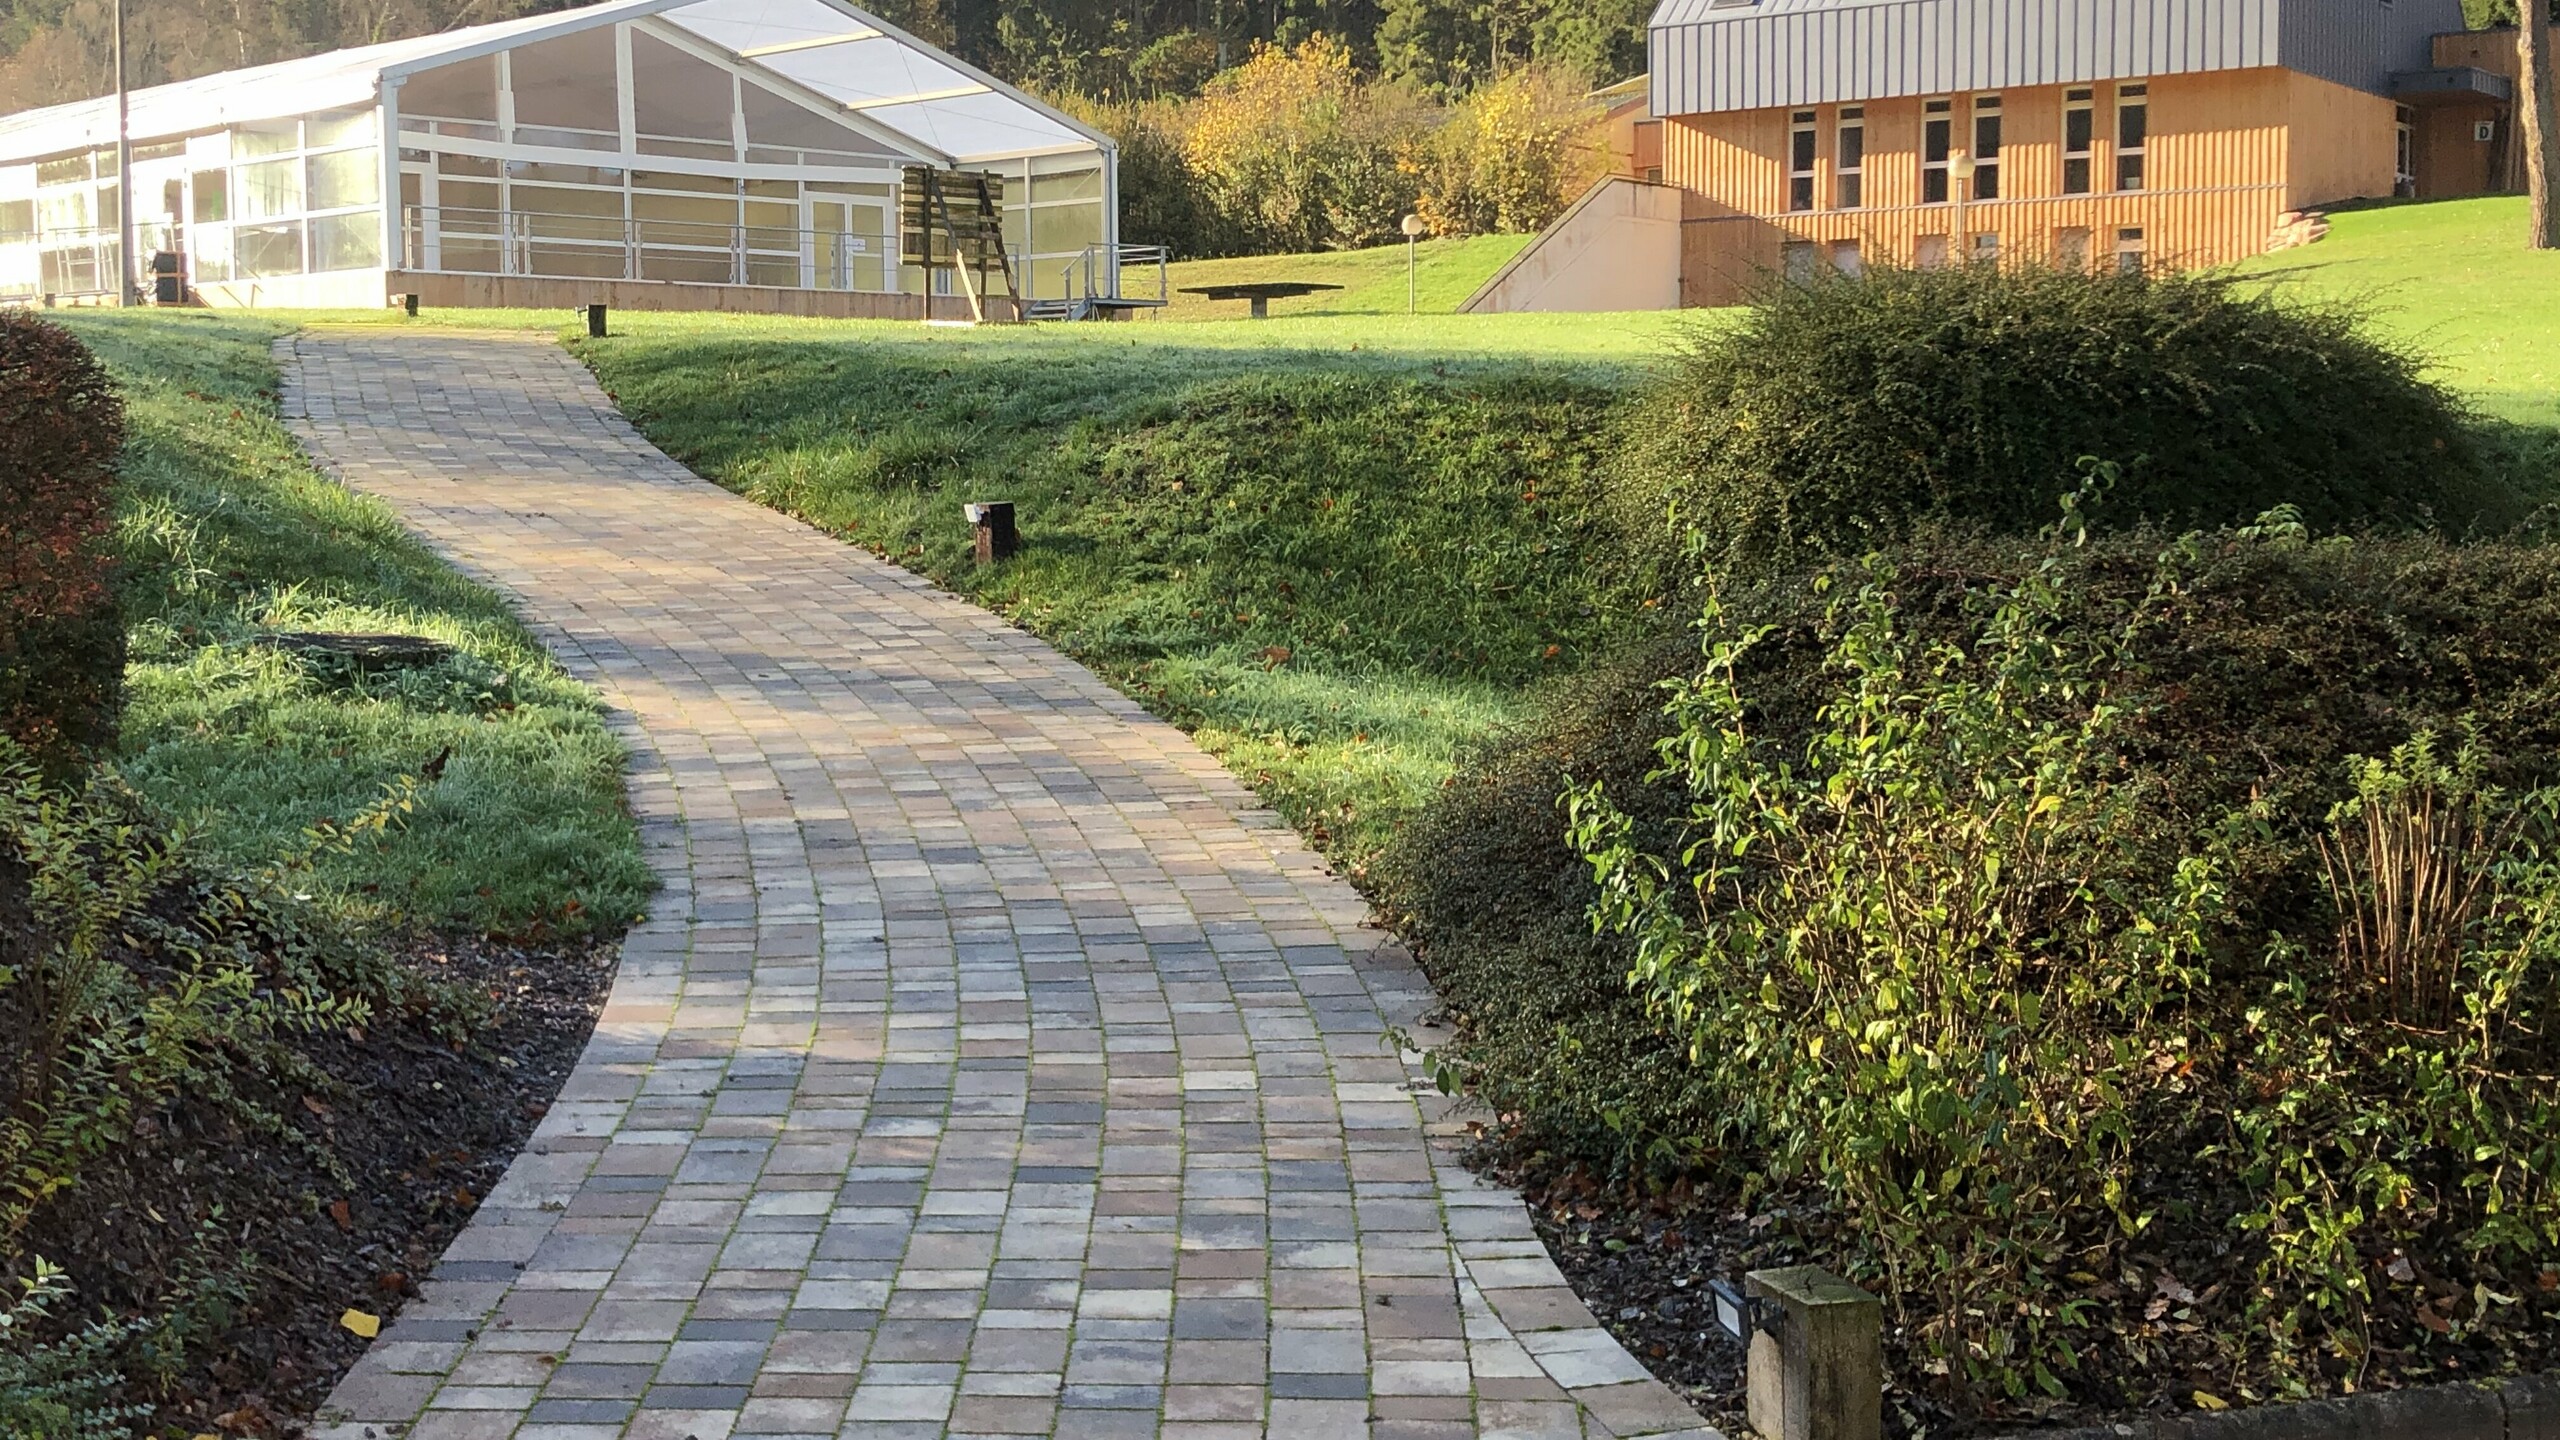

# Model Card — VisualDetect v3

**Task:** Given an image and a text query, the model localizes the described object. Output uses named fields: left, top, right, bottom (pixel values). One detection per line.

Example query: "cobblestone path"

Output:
left=286, top=329, right=1715, bottom=1440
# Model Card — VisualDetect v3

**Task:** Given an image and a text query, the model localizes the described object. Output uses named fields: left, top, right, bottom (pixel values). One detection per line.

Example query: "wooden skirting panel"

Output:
left=386, top=271, right=1019, bottom=322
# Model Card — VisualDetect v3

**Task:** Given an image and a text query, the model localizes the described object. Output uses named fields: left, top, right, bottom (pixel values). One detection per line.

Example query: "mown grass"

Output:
left=2239, top=196, right=2560, bottom=429
left=248, top=197, right=2560, bottom=879
left=1139, top=233, right=1534, bottom=320
left=565, top=320, right=1664, bottom=863
left=59, top=309, right=651, bottom=936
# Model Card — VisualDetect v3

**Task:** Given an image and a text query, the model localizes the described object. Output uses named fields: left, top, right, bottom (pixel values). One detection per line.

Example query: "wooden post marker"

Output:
left=966, top=501, right=1018, bottom=564
left=1745, top=1267, right=1882, bottom=1440
left=587, top=303, right=609, bottom=338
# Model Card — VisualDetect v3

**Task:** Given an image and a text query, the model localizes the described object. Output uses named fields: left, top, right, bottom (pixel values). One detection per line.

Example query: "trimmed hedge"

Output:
left=0, top=312, right=125, bottom=770
left=1611, top=264, right=2516, bottom=574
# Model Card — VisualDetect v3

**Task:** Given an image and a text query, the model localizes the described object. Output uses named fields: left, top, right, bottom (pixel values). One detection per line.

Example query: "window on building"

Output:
left=2056, top=226, right=2091, bottom=269
left=2063, top=88, right=2095, bottom=194
left=1835, top=106, right=1865, bottom=209
left=1923, top=98, right=1953, bottom=203
left=2116, top=225, right=2146, bottom=274
left=1830, top=238, right=1863, bottom=277
left=1914, top=233, right=1949, bottom=269
left=1782, top=238, right=1820, bottom=281
left=2116, top=83, right=2149, bottom=191
left=2395, top=104, right=2416, bottom=195
left=1972, top=231, right=1999, bottom=263
left=1971, top=95, right=2002, bottom=200
left=1789, top=110, right=1817, bottom=212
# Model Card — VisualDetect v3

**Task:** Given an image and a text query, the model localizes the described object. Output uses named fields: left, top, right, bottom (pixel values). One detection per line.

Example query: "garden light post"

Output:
left=113, top=0, right=134, bottom=306
left=1949, top=151, right=1974, bottom=263
left=1401, top=213, right=1424, bottom=314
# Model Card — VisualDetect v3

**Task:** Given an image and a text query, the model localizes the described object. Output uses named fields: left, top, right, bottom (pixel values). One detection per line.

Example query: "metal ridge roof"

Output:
left=1646, top=0, right=2463, bottom=117
left=0, top=0, right=1107, bottom=167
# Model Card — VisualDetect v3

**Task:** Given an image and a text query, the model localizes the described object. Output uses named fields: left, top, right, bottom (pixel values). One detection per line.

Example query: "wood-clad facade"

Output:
left=1646, top=0, right=2477, bottom=308
left=1667, top=65, right=2395, bottom=305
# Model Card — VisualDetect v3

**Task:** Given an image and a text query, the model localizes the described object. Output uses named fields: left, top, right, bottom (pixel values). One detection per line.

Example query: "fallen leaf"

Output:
left=330, top=1198, right=352, bottom=1232
left=2416, top=1308, right=2452, bottom=1335
left=2191, top=1391, right=2229, bottom=1411
left=301, top=1094, right=332, bottom=1118
left=2386, top=1255, right=2416, bottom=1283
left=2155, top=1273, right=2198, bottom=1305
left=341, top=1308, right=381, bottom=1339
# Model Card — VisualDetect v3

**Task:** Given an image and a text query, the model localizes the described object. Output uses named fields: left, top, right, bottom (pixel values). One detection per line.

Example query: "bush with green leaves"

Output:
left=0, top=312, right=126, bottom=773
left=0, top=739, right=460, bottom=1429
left=1610, top=264, right=2515, bottom=576
left=1386, top=513, right=2560, bottom=1415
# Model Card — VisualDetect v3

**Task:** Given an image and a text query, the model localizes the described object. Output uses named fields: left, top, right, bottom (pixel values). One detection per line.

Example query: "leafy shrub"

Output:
left=1611, top=265, right=2512, bottom=575
left=1178, top=37, right=1430, bottom=253
left=0, top=739, right=457, bottom=1426
left=1413, top=65, right=1605, bottom=237
left=1384, top=518, right=2560, bottom=1414
left=0, top=312, right=126, bottom=771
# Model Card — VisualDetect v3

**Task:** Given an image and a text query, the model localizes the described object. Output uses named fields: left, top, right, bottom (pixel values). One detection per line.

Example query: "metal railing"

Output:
left=399, top=205, right=898, bottom=291
left=1054, top=243, right=1169, bottom=306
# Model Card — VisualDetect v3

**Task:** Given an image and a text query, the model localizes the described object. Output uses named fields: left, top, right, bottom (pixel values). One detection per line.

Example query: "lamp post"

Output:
left=1948, top=151, right=1974, bottom=264
left=1400, top=212, right=1424, bottom=314
left=113, top=0, right=134, bottom=306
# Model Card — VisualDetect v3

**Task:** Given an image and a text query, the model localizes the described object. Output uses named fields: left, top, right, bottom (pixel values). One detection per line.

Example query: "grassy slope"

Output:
left=554, top=314, right=1666, bottom=864
left=269, top=197, right=2557, bottom=878
left=1142, top=233, right=1535, bottom=320
left=62, top=309, right=650, bottom=936
left=2239, top=196, right=2560, bottom=429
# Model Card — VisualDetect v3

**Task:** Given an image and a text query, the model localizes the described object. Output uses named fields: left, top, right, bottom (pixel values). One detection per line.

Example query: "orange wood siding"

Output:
left=1662, top=66, right=2394, bottom=307
left=2284, top=68, right=2397, bottom=208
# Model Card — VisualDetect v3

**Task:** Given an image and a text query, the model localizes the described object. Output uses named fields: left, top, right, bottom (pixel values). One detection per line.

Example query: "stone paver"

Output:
left=286, top=330, right=1718, bottom=1440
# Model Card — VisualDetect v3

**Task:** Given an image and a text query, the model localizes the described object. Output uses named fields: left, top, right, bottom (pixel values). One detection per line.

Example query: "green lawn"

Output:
left=2239, top=196, right=2560, bottom=429
left=1141, top=233, right=1534, bottom=320
left=61, top=309, right=651, bottom=936
left=239, top=195, right=2559, bottom=880
left=542, top=315, right=1663, bottom=866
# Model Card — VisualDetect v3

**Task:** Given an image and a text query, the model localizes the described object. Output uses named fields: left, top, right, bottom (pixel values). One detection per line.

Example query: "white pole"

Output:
left=114, top=0, right=134, bottom=305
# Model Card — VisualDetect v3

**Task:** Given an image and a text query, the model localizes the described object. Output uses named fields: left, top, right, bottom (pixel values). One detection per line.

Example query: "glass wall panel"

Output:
left=511, top=26, right=620, bottom=135
left=741, top=83, right=891, bottom=161
left=236, top=157, right=301, bottom=219
left=632, top=31, right=736, bottom=147
left=1030, top=167, right=1101, bottom=202
left=1030, top=201, right=1102, bottom=255
left=308, top=150, right=379, bottom=210
left=308, top=109, right=378, bottom=149
left=402, top=56, right=499, bottom=122
left=233, top=120, right=300, bottom=156
left=641, top=250, right=733, bottom=282
left=191, top=170, right=227, bottom=222
left=530, top=243, right=626, bottom=277
left=234, top=220, right=304, bottom=277
left=193, top=223, right=231, bottom=281
left=311, top=211, right=381, bottom=270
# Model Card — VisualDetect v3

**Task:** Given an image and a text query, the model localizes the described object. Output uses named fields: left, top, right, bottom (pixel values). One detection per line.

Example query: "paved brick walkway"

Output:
left=286, top=330, right=1715, bottom=1440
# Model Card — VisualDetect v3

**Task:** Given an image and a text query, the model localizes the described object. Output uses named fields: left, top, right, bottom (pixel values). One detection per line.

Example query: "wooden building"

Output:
left=1641, top=0, right=2505, bottom=306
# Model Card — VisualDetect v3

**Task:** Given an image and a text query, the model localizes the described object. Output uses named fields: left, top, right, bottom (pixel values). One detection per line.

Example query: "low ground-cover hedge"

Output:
left=0, top=313, right=126, bottom=772
left=1610, top=265, right=2524, bottom=579
left=1380, top=521, right=2560, bottom=1426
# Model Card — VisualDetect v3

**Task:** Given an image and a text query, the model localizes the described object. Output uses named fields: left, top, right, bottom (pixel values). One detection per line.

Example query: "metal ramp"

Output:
left=1023, top=244, right=1171, bottom=321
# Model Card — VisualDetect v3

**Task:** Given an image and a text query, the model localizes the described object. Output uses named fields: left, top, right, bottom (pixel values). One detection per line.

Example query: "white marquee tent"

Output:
left=0, top=0, right=1122, bottom=313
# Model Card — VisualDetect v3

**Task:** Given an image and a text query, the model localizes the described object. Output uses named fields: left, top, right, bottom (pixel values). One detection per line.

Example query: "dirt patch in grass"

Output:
left=21, top=928, right=615, bottom=1436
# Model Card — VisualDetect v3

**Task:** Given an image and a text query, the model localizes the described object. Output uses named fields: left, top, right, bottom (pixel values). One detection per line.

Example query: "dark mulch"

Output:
left=1473, top=1120, right=2560, bottom=1439
left=19, top=930, right=615, bottom=1438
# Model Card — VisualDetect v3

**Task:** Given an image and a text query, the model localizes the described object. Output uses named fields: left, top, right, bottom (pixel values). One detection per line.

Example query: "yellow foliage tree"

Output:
left=1414, top=64, right=1607, bottom=236
left=1177, top=36, right=1431, bottom=252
